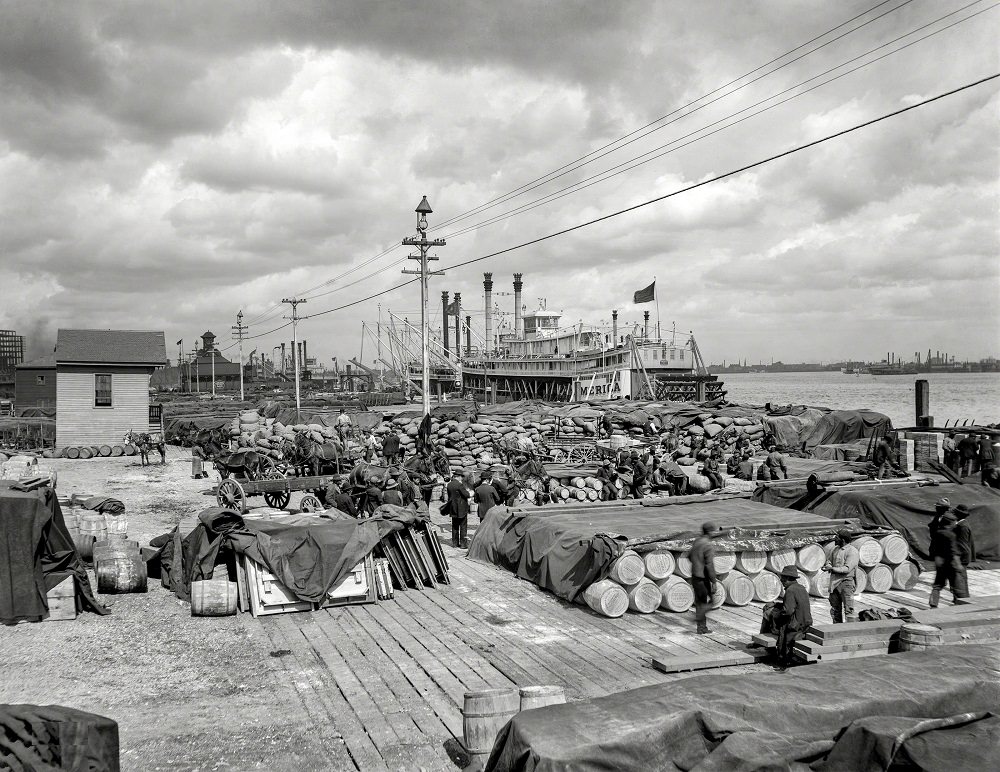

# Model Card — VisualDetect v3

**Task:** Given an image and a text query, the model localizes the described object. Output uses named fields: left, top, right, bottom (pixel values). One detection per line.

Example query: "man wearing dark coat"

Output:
left=474, top=473, right=501, bottom=521
left=953, top=504, right=975, bottom=600
left=690, top=522, right=723, bottom=634
left=381, top=478, right=404, bottom=507
left=444, top=471, right=471, bottom=548
left=323, top=481, right=358, bottom=517
left=382, top=430, right=401, bottom=465
left=929, top=512, right=964, bottom=607
left=762, top=565, right=813, bottom=670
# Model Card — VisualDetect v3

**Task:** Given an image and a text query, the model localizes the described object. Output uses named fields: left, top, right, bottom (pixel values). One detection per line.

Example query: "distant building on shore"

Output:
left=14, top=353, right=57, bottom=410
left=0, top=330, right=25, bottom=385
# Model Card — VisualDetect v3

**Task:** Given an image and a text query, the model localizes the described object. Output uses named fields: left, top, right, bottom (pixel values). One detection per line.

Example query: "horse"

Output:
left=124, top=430, right=166, bottom=466
left=293, top=432, right=344, bottom=477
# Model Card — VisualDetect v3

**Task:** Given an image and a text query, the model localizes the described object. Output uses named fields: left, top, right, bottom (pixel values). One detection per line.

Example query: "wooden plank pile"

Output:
left=373, top=522, right=450, bottom=590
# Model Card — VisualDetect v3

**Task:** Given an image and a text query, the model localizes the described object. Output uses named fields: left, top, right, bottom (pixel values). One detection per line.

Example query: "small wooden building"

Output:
left=14, top=353, right=57, bottom=410
left=55, top=329, right=166, bottom=447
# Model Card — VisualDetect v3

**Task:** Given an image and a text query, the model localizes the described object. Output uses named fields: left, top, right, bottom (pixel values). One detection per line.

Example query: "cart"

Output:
left=216, top=472, right=338, bottom=514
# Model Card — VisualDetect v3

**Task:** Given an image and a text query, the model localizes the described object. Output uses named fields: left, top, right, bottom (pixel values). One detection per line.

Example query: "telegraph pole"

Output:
left=192, top=346, right=200, bottom=393
left=177, top=339, right=183, bottom=390
left=282, top=297, right=306, bottom=420
left=232, top=311, right=247, bottom=401
left=402, top=196, right=446, bottom=417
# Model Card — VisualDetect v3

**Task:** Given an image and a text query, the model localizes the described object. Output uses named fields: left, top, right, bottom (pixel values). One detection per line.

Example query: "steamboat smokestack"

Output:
left=297, top=342, right=303, bottom=376
left=281, top=343, right=286, bottom=375
left=513, top=273, right=523, bottom=338
left=643, top=311, right=650, bottom=339
left=465, top=315, right=472, bottom=357
left=302, top=340, right=308, bottom=375
left=612, top=310, right=618, bottom=345
left=442, top=291, right=450, bottom=357
left=483, top=272, right=493, bottom=356
left=453, top=293, right=462, bottom=360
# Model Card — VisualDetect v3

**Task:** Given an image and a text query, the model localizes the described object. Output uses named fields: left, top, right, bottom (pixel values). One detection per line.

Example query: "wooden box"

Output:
left=318, top=555, right=376, bottom=608
left=45, top=576, right=77, bottom=622
left=239, top=555, right=314, bottom=617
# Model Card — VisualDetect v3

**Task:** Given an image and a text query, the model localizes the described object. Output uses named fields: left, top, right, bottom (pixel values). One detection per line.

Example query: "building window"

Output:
left=95, top=374, right=112, bottom=407
left=36, top=375, right=45, bottom=385
left=680, top=350, right=685, bottom=360
left=670, top=349, right=676, bottom=360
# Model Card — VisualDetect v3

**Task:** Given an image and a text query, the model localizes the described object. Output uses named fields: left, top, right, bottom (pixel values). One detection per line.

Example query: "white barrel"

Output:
left=865, top=564, right=893, bottom=593
left=822, top=541, right=836, bottom=558
left=609, top=435, right=628, bottom=450
left=643, top=551, right=676, bottom=581
left=627, top=578, right=662, bottom=614
left=879, top=534, right=909, bottom=565
left=557, top=487, right=570, bottom=500
left=674, top=552, right=693, bottom=578
left=607, top=551, right=645, bottom=586
left=586, top=488, right=599, bottom=501
left=589, top=478, right=604, bottom=492
left=656, top=576, right=694, bottom=612
left=795, top=574, right=811, bottom=594
left=891, top=561, right=919, bottom=590
left=796, top=544, right=826, bottom=572
left=752, top=571, right=782, bottom=602
left=806, top=569, right=831, bottom=598
left=852, top=537, right=884, bottom=568
left=711, top=582, right=725, bottom=609
left=854, top=567, right=868, bottom=593
left=766, top=548, right=796, bottom=573
left=735, top=550, right=766, bottom=574
left=583, top=580, right=629, bottom=618
left=573, top=488, right=587, bottom=501
left=713, top=551, right=737, bottom=574
left=572, top=477, right=586, bottom=489
left=720, top=573, right=754, bottom=606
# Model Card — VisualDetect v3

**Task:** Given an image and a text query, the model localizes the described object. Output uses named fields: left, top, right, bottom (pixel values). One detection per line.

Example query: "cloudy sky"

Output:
left=1, top=0, right=997, bottom=369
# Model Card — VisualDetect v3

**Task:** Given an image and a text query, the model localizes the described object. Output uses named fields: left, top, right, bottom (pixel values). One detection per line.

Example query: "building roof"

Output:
left=202, top=330, right=216, bottom=339
left=16, top=353, right=56, bottom=369
left=55, top=329, right=167, bottom=366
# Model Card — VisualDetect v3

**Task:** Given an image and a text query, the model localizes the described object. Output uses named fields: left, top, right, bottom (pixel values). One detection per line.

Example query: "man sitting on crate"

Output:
left=823, top=529, right=860, bottom=623
left=760, top=565, right=813, bottom=670
left=595, top=461, right=620, bottom=501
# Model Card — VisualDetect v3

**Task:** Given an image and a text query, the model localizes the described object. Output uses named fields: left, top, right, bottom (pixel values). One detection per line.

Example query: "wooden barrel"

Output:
left=891, top=561, right=920, bottom=590
left=78, top=447, right=93, bottom=459
left=607, top=551, right=645, bottom=586
left=879, top=534, right=909, bottom=565
left=865, top=564, right=893, bottom=593
left=852, top=537, right=883, bottom=567
left=899, top=623, right=944, bottom=652
left=752, top=571, right=782, bottom=602
left=78, top=513, right=107, bottom=550
left=105, top=515, right=128, bottom=538
left=463, top=688, right=520, bottom=767
left=796, top=544, right=826, bottom=572
left=627, top=578, right=661, bottom=613
left=124, top=444, right=138, bottom=456
left=854, top=567, right=868, bottom=593
left=713, top=551, right=737, bottom=574
left=573, top=488, right=587, bottom=501
left=110, top=445, right=125, bottom=457
left=557, top=487, right=570, bottom=500
left=96, top=555, right=148, bottom=593
left=65, top=447, right=80, bottom=459
left=736, top=550, right=766, bottom=574
left=656, top=576, right=694, bottom=612
left=585, top=489, right=599, bottom=501
left=822, top=541, right=836, bottom=558
left=93, top=540, right=139, bottom=564
left=643, top=551, right=676, bottom=580
left=72, top=534, right=96, bottom=560
left=191, top=578, right=238, bottom=616
left=571, top=477, right=586, bottom=489
left=98, top=445, right=112, bottom=457
left=519, top=685, right=565, bottom=712
left=806, top=569, right=831, bottom=598
left=674, top=552, right=693, bottom=578
left=720, top=573, right=754, bottom=606
left=766, top=548, right=796, bottom=573
left=795, top=574, right=811, bottom=595
left=588, top=478, right=604, bottom=492
left=711, top=582, right=725, bottom=609
left=582, top=579, right=629, bottom=618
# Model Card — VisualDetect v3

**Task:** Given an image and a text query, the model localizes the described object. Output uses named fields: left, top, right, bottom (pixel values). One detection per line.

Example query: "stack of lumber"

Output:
left=373, top=522, right=450, bottom=591
left=902, top=431, right=944, bottom=472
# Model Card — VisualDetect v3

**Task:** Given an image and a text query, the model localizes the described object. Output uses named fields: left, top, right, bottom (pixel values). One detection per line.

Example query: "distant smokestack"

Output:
left=281, top=343, right=286, bottom=374
left=612, top=310, right=618, bottom=346
left=303, top=340, right=308, bottom=372
left=465, top=315, right=472, bottom=357
left=297, top=342, right=303, bottom=375
left=483, top=272, right=493, bottom=355
left=643, top=311, right=650, bottom=339
left=454, top=293, right=462, bottom=360
left=442, top=291, right=450, bottom=357
left=513, top=273, right=523, bottom=338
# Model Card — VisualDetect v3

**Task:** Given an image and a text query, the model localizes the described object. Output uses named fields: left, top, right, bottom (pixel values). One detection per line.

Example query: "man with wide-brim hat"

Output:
left=444, top=470, right=472, bottom=549
left=762, top=565, right=813, bottom=670
left=930, top=511, right=962, bottom=607
left=929, top=497, right=951, bottom=538
left=381, top=477, right=404, bottom=507
left=690, top=522, right=725, bottom=634
left=823, top=529, right=860, bottom=623
left=953, top=504, right=975, bottom=601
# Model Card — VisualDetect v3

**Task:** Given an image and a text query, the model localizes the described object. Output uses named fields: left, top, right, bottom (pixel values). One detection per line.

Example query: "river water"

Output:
left=719, top=372, right=1000, bottom=428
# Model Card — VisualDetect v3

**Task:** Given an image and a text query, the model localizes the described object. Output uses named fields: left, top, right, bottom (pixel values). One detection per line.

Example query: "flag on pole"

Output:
left=633, top=281, right=655, bottom=304
left=176, top=339, right=183, bottom=346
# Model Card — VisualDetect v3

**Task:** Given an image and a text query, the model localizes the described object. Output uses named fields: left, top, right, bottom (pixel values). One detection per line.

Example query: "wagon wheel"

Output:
left=299, top=494, right=323, bottom=513
left=568, top=444, right=595, bottom=464
left=217, top=478, right=247, bottom=513
left=261, top=466, right=291, bottom=510
left=548, top=448, right=567, bottom=463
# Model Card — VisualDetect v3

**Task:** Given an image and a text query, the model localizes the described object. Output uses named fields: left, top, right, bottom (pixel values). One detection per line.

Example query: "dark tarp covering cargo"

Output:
left=486, top=643, right=1000, bottom=772
left=801, top=482, right=1000, bottom=568
left=0, top=704, right=120, bottom=771
left=802, top=409, right=891, bottom=455
left=467, top=498, right=818, bottom=602
left=149, top=504, right=424, bottom=603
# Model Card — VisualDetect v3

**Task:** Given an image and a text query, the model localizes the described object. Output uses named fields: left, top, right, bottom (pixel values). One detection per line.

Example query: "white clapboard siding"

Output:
left=56, top=368, right=152, bottom=446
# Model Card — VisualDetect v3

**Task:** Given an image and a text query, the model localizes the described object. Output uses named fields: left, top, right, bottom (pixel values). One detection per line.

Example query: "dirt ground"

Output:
left=0, top=447, right=350, bottom=771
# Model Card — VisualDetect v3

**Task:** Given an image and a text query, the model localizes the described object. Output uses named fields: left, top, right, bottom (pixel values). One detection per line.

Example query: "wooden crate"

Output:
left=239, top=555, right=315, bottom=617
left=45, top=576, right=77, bottom=622
left=318, top=555, right=376, bottom=609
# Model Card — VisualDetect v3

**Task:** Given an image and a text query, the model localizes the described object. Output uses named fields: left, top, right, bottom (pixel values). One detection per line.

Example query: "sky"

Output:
left=1, top=0, right=997, bottom=370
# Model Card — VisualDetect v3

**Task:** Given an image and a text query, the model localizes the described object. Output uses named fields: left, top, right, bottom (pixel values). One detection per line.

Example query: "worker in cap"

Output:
left=595, top=459, right=620, bottom=501
left=953, top=504, right=975, bottom=600
left=823, top=529, right=860, bottom=623
left=929, top=512, right=962, bottom=607
left=362, top=474, right=384, bottom=517
left=761, top=564, right=813, bottom=670
left=474, top=470, right=501, bottom=523
left=443, top=468, right=472, bottom=548
left=689, top=523, right=724, bottom=634
left=929, top=497, right=952, bottom=539
left=381, top=477, right=404, bottom=507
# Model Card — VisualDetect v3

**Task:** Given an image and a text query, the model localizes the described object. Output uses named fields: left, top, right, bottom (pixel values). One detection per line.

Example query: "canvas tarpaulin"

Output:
left=486, top=643, right=1000, bottom=772
left=0, top=704, right=120, bottom=771
left=802, top=482, right=1000, bottom=568
left=467, top=498, right=815, bottom=602
left=802, top=409, right=891, bottom=455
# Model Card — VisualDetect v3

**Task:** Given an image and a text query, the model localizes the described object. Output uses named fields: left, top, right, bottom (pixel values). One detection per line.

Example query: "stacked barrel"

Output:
left=581, top=531, right=915, bottom=618
left=61, top=498, right=146, bottom=594
left=545, top=475, right=623, bottom=503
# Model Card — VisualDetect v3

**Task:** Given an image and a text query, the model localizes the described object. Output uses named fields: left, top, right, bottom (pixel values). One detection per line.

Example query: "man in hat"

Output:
left=737, top=451, right=755, bottom=481
left=595, top=460, right=620, bottom=501
left=381, top=429, right=401, bottom=466
left=490, top=468, right=512, bottom=506
left=690, top=522, right=724, bottom=634
left=943, top=431, right=959, bottom=472
left=336, top=408, right=352, bottom=443
left=928, top=497, right=951, bottom=539
left=823, top=529, right=860, bottom=623
left=629, top=450, right=648, bottom=498
left=958, top=433, right=978, bottom=477
left=702, top=453, right=723, bottom=491
left=474, top=472, right=501, bottom=521
left=953, top=504, right=975, bottom=599
left=765, top=566, right=813, bottom=669
left=929, top=512, right=962, bottom=607
left=764, top=445, right=788, bottom=480
left=444, top=471, right=472, bottom=548
left=323, top=480, right=358, bottom=518
left=381, top=477, right=404, bottom=507
left=362, top=475, right=384, bottom=516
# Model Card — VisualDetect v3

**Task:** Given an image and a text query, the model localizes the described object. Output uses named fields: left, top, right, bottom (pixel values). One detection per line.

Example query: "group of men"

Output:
left=441, top=469, right=513, bottom=548
left=944, top=431, right=998, bottom=486
left=927, top=497, right=976, bottom=606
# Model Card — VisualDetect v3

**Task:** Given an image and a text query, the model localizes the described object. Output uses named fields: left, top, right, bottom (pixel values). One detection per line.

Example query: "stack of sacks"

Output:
left=580, top=530, right=914, bottom=619
left=229, top=410, right=343, bottom=459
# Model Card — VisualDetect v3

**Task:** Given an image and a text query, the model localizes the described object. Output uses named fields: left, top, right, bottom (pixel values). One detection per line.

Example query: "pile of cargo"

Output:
left=581, top=532, right=917, bottom=619
left=227, top=410, right=349, bottom=458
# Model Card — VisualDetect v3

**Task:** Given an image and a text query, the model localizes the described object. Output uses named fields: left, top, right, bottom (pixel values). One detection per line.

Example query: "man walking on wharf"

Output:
left=690, top=522, right=723, bottom=634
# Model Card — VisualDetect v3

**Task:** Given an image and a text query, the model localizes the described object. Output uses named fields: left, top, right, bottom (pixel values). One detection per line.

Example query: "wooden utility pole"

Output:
left=232, top=311, right=247, bottom=401
left=282, top=297, right=307, bottom=420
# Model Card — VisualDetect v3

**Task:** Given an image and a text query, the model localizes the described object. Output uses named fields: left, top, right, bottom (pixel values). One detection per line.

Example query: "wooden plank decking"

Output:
left=257, top=517, right=1000, bottom=771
